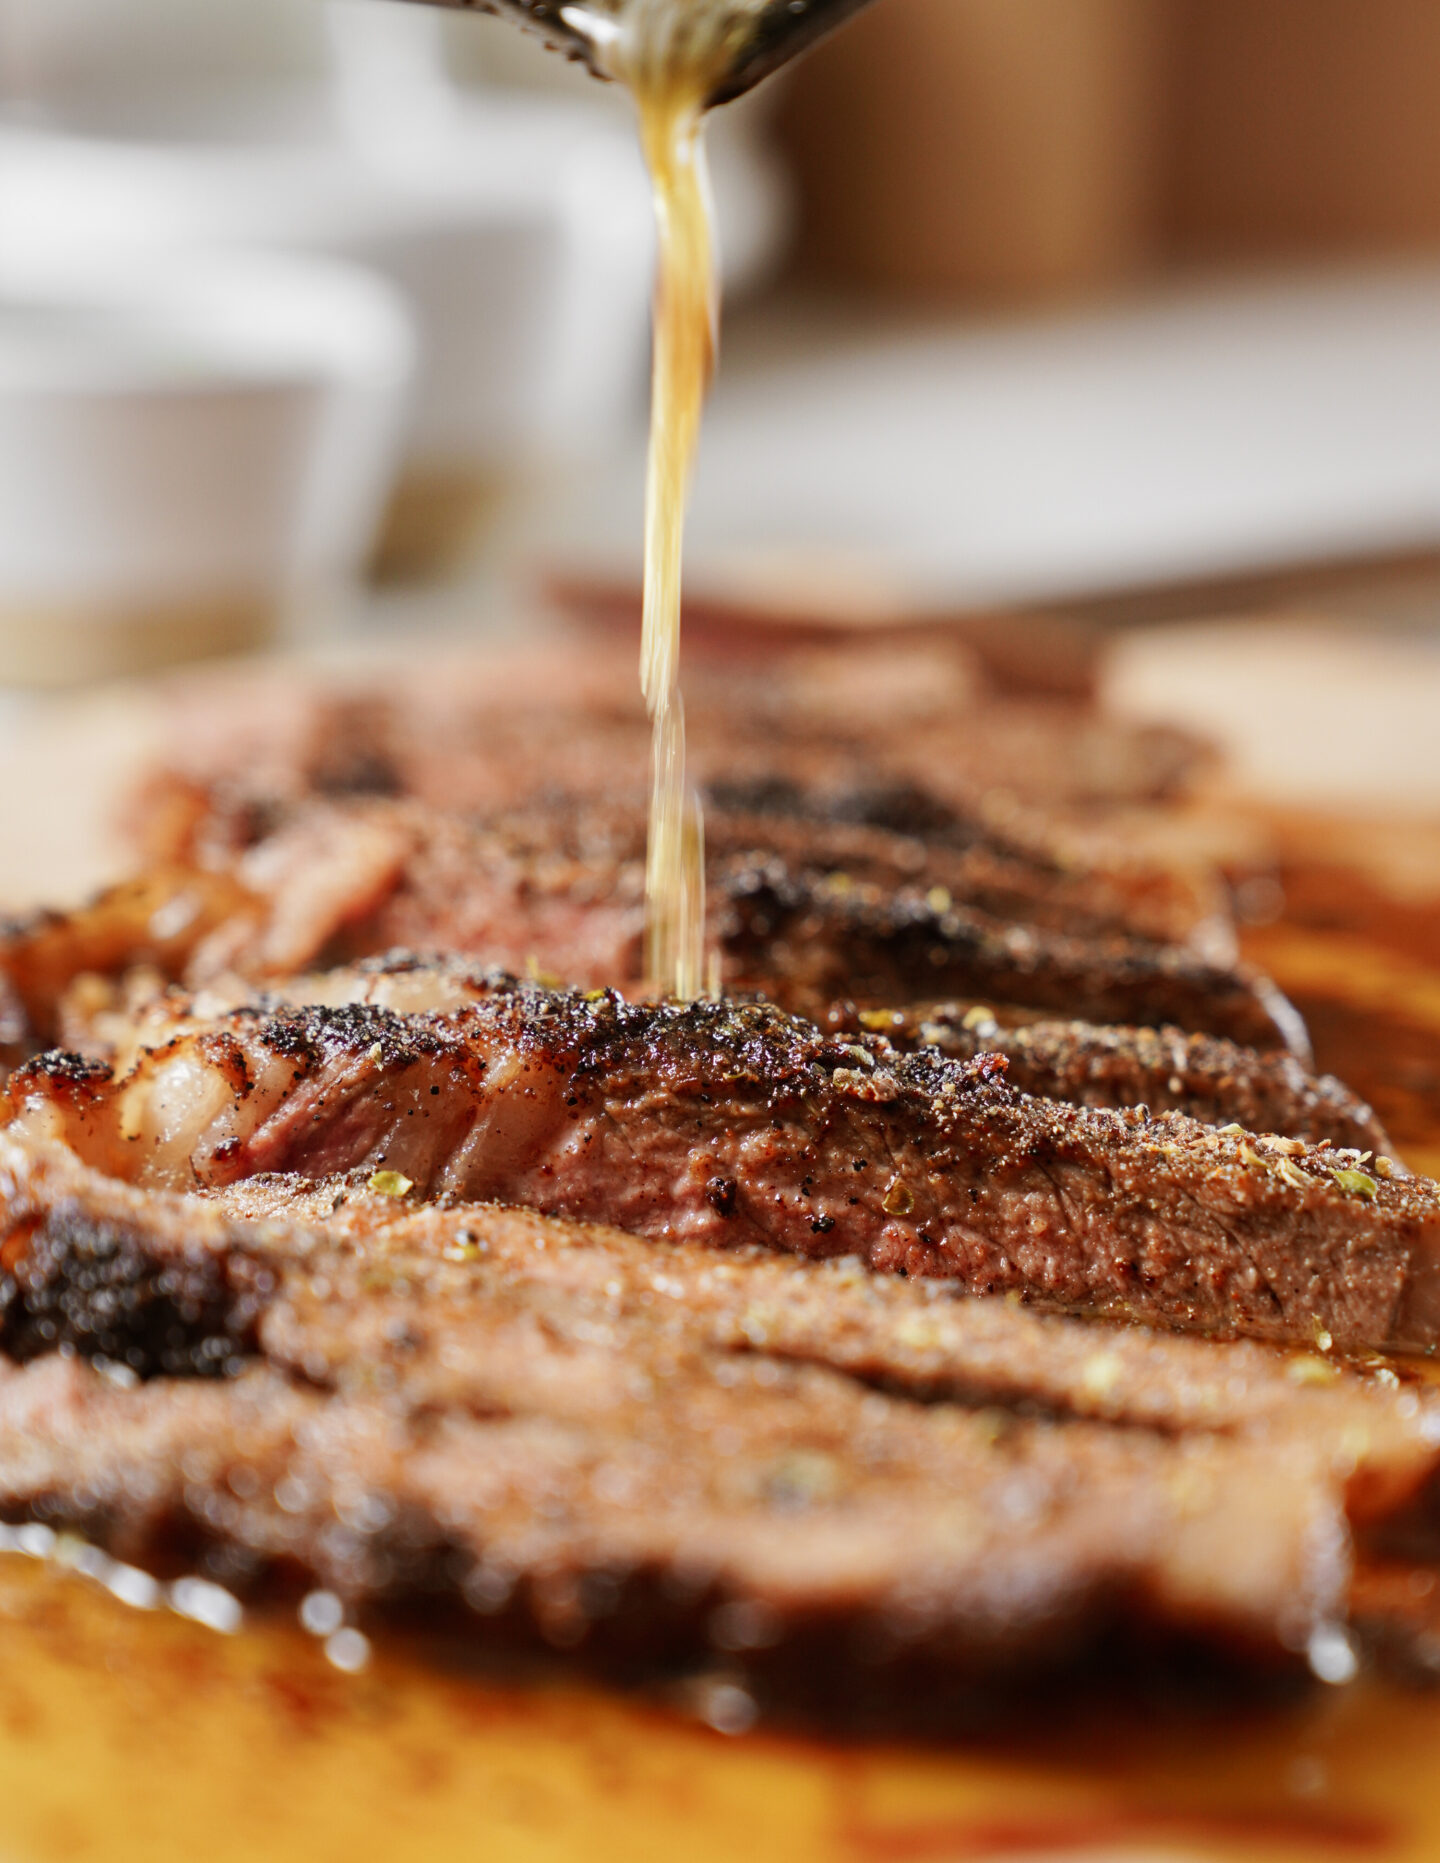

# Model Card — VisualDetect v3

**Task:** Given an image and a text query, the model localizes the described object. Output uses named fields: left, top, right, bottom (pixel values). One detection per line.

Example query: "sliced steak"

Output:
left=7, top=965, right=1435, bottom=1350
left=137, top=640, right=1214, bottom=830
left=1, top=1135, right=1437, bottom=1681
left=0, top=1346, right=1331, bottom=1683
left=703, top=779, right=1233, bottom=957
left=167, top=771, right=1230, bottom=959
left=715, top=853, right=1302, bottom=1051
left=126, top=793, right=1298, bottom=1054
left=834, top=1003, right=1390, bottom=1153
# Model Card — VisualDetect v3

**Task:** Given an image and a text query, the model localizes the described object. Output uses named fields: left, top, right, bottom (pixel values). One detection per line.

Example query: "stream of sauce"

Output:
left=633, top=73, right=714, bottom=999
left=566, top=2, right=774, bottom=998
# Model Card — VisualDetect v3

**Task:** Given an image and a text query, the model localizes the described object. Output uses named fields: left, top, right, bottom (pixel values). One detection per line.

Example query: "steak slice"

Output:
left=702, top=778, right=1233, bottom=957
left=158, top=765, right=1231, bottom=960
left=0, top=1346, right=1332, bottom=1684
left=136, top=638, right=1214, bottom=829
left=833, top=1003, right=1390, bottom=1153
left=8, top=964, right=1437, bottom=1350
left=129, top=792, right=1299, bottom=1054
left=1, top=1134, right=1437, bottom=1683
left=4, top=797, right=1297, bottom=1058
left=714, top=853, right=1302, bottom=1051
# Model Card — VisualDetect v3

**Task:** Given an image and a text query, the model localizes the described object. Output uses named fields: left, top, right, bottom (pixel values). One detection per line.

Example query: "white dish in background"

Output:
left=0, top=249, right=413, bottom=685
left=0, top=82, right=656, bottom=480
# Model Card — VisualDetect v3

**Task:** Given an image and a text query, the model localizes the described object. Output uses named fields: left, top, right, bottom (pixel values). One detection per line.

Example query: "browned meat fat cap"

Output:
left=0, top=868, right=254, bottom=1057
left=5, top=962, right=1439, bottom=1354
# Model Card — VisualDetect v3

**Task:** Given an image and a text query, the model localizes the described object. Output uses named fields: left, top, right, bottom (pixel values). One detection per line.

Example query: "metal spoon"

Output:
left=392, top=0, right=879, bottom=105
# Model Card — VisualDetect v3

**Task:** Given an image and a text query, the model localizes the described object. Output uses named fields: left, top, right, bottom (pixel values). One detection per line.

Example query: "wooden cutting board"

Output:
left=1, top=1559, right=1439, bottom=1863
left=0, top=618, right=1436, bottom=1863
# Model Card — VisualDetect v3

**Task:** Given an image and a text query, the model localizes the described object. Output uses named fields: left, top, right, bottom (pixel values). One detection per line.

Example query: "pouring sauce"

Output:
left=632, top=72, right=713, bottom=999
left=562, top=2, right=778, bottom=997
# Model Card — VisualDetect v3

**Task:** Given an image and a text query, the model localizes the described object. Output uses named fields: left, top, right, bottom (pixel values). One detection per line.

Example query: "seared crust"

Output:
left=6, top=967, right=1434, bottom=1351
left=716, top=854, right=1302, bottom=1051
left=127, top=791, right=1304, bottom=1053
left=837, top=1004, right=1390, bottom=1152
left=703, top=778, right=1230, bottom=953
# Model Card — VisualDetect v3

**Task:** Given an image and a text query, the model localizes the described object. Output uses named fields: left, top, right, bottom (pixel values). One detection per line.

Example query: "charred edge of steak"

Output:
left=718, top=858, right=1306, bottom=1055
left=7, top=1473, right=1305, bottom=1722
left=10, top=1049, right=112, bottom=1092
left=0, top=1203, right=273, bottom=1378
left=379, top=1591, right=1312, bottom=1728
left=239, top=987, right=1009, bottom=1110
left=240, top=1000, right=464, bottom=1069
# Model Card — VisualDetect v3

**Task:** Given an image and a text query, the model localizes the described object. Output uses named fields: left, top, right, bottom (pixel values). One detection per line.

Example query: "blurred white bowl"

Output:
left=0, top=249, right=413, bottom=685
left=0, top=84, right=657, bottom=484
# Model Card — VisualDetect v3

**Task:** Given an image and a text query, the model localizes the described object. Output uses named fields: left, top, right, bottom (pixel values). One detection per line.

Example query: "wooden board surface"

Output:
left=0, top=620, right=1435, bottom=1863
left=2, top=1555, right=1440, bottom=1863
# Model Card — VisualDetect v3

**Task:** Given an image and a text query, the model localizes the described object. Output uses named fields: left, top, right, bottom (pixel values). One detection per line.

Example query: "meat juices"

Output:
left=7, top=964, right=1435, bottom=1351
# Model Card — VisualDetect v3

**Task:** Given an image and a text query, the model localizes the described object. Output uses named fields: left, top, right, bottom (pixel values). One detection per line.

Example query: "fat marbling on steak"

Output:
left=4, top=961, right=1432, bottom=1351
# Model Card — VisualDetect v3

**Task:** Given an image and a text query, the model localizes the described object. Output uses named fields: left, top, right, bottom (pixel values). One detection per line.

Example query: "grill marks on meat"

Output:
left=8, top=967, right=1438, bottom=1351
left=1, top=1136, right=1438, bottom=1674
left=836, top=1004, right=1390, bottom=1153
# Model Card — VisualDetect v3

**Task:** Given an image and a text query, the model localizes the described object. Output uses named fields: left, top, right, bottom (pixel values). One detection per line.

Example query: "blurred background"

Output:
left=2, top=0, right=1440, bottom=787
